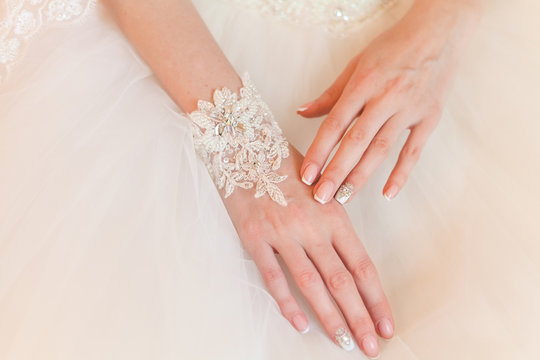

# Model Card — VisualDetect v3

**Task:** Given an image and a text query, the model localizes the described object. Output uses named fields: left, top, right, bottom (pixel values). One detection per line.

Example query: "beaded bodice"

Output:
left=0, top=0, right=395, bottom=88
left=227, top=0, right=396, bottom=36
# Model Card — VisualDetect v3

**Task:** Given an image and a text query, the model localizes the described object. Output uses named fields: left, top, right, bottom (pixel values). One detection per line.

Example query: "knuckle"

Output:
left=346, top=127, right=369, bottom=144
left=323, top=114, right=343, bottom=132
left=351, top=257, right=377, bottom=283
left=262, top=267, right=284, bottom=284
left=241, top=218, right=263, bottom=239
left=402, top=144, right=423, bottom=161
left=371, top=137, right=390, bottom=154
left=296, top=270, right=319, bottom=289
left=352, top=69, right=375, bottom=89
left=287, top=201, right=309, bottom=223
left=328, top=270, right=353, bottom=292
left=263, top=206, right=285, bottom=232
left=384, top=75, right=404, bottom=95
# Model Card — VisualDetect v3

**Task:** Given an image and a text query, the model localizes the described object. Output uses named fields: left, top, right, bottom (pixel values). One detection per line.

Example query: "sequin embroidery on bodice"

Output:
left=225, top=0, right=396, bottom=36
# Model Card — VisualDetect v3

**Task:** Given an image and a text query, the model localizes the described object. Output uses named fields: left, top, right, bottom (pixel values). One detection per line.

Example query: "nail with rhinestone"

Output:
left=335, top=182, right=354, bottom=204
left=335, top=327, right=355, bottom=351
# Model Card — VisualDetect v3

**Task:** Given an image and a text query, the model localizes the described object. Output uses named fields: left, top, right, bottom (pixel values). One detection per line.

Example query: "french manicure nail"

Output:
left=301, top=164, right=318, bottom=185
left=377, top=318, right=394, bottom=339
left=335, top=182, right=354, bottom=205
left=335, top=328, right=355, bottom=351
left=292, top=314, right=310, bottom=334
left=362, top=334, right=379, bottom=358
left=384, top=185, right=398, bottom=201
left=314, top=181, right=333, bottom=204
left=297, top=101, right=313, bottom=112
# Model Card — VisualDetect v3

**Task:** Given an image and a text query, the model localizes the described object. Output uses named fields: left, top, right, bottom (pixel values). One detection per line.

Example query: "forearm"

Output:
left=102, top=0, right=241, bottom=112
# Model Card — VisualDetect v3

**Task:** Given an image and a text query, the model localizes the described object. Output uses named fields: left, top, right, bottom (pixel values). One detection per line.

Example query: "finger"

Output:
left=297, top=57, right=358, bottom=118
left=251, top=242, right=310, bottom=333
left=332, top=231, right=395, bottom=340
left=306, top=241, right=380, bottom=358
left=383, top=119, right=436, bottom=200
left=275, top=240, right=356, bottom=352
left=334, top=116, right=403, bottom=204
left=300, top=81, right=368, bottom=186
left=313, top=98, right=395, bottom=204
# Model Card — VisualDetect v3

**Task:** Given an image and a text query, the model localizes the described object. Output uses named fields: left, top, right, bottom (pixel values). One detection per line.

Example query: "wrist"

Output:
left=408, top=0, right=482, bottom=37
left=394, top=0, right=481, bottom=64
left=189, top=73, right=292, bottom=207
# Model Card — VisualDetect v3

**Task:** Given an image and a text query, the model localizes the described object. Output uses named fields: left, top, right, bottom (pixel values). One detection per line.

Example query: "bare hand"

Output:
left=223, top=146, right=393, bottom=358
left=298, top=0, right=480, bottom=204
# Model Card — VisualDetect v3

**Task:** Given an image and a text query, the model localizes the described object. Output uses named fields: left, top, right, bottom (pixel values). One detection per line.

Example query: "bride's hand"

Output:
left=222, top=146, right=393, bottom=358
left=297, top=0, right=481, bottom=204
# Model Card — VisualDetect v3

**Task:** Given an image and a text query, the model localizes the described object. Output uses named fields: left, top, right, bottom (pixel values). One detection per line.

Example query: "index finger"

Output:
left=301, top=88, right=366, bottom=186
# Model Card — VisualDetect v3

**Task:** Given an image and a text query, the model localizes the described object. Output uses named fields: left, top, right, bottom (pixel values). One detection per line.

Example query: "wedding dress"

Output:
left=1, top=0, right=539, bottom=359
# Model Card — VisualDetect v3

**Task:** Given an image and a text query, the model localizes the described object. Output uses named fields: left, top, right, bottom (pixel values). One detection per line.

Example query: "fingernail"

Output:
left=314, top=181, right=333, bottom=204
left=362, top=334, right=379, bottom=358
left=335, top=328, right=355, bottom=351
left=384, top=185, right=398, bottom=201
left=297, top=101, right=313, bottom=112
left=335, top=182, right=354, bottom=205
left=301, top=164, right=318, bottom=185
left=377, top=318, right=394, bottom=339
left=292, top=314, right=310, bottom=334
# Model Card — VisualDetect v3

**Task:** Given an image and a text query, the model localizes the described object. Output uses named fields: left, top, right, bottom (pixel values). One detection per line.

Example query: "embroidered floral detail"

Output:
left=14, top=10, right=37, bottom=35
left=44, top=0, right=84, bottom=22
left=0, top=38, right=20, bottom=64
left=189, top=73, right=290, bottom=206
left=0, top=0, right=95, bottom=87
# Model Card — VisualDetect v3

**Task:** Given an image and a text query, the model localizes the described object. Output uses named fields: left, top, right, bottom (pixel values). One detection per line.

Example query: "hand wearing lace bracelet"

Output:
left=189, top=75, right=394, bottom=358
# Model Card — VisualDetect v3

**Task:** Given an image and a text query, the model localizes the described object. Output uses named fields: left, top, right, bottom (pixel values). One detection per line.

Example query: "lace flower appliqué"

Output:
left=189, top=73, right=290, bottom=206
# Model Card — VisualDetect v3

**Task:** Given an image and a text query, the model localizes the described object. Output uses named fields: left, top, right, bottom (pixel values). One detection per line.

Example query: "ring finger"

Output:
left=313, top=99, right=396, bottom=204
left=306, top=241, right=380, bottom=358
left=274, top=240, right=356, bottom=352
left=334, top=115, right=404, bottom=204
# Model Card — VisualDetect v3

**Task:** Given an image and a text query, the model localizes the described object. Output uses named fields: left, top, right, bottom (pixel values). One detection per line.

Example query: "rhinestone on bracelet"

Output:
left=189, top=73, right=290, bottom=206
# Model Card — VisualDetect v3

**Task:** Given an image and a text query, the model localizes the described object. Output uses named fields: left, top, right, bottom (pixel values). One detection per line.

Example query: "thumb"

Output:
left=296, top=57, right=357, bottom=118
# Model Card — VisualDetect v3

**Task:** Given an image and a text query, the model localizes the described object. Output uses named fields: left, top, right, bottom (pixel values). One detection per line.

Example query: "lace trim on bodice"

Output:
left=225, top=0, right=397, bottom=36
left=0, top=0, right=96, bottom=87
left=0, top=0, right=396, bottom=88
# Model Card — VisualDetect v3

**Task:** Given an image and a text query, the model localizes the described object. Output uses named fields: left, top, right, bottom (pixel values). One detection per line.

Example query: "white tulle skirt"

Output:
left=1, top=1, right=539, bottom=359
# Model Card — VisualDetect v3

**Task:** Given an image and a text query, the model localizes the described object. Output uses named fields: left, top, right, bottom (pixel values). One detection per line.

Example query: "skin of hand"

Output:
left=223, top=146, right=393, bottom=358
left=103, top=0, right=392, bottom=357
left=297, top=0, right=483, bottom=204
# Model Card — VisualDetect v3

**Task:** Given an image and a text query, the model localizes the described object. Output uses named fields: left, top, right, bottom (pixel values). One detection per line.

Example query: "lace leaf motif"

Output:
left=189, top=73, right=290, bottom=207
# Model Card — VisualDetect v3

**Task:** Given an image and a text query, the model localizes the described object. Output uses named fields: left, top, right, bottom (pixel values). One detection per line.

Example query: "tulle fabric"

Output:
left=0, top=0, right=539, bottom=359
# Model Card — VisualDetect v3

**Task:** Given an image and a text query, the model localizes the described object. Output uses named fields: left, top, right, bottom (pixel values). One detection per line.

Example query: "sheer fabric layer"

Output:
left=0, top=0, right=539, bottom=359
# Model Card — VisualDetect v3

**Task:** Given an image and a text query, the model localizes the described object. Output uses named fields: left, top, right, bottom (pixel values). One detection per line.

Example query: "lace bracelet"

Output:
left=188, top=73, right=290, bottom=206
